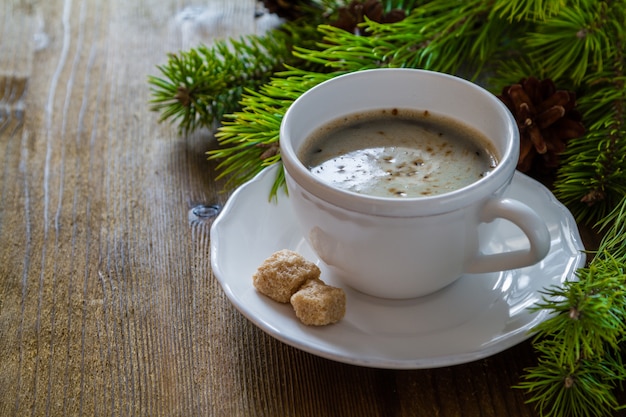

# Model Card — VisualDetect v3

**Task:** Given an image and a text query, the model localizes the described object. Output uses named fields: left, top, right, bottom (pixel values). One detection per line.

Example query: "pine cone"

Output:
left=331, top=0, right=406, bottom=35
left=260, top=0, right=315, bottom=21
left=498, top=77, right=585, bottom=174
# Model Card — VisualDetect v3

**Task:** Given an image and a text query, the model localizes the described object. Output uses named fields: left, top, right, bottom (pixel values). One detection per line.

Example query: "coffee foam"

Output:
left=299, top=109, right=498, bottom=198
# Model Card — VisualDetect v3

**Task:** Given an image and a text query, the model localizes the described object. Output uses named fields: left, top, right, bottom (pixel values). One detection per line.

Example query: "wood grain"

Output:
left=1, top=1, right=624, bottom=416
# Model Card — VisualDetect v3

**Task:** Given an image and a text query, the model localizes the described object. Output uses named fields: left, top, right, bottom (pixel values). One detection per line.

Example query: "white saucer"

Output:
left=210, top=164, right=585, bottom=369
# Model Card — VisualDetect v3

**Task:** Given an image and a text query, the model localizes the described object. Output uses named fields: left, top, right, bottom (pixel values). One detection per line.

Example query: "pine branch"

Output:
left=518, top=341, right=624, bottom=417
left=146, top=0, right=412, bottom=136
left=208, top=69, right=338, bottom=196
left=488, top=1, right=619, bottom=90
left=147, top=21, right=323, bottom=135
left=516, top=196, right=626, bottom=417
left=552, top=1, right=626, bottom=225
left=523, top=1, right=614, bottom=85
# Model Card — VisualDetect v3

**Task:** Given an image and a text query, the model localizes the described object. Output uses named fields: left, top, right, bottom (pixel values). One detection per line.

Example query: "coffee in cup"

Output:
left=299, top=108, right=498, bottom=198
left=279, top=68, right=551, bottom=299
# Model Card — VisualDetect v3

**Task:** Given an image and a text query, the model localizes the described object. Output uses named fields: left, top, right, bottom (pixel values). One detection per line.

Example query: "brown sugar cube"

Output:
left=290, top=279, right=346, bottom=326
left=253, top=249, right=321, bottom=303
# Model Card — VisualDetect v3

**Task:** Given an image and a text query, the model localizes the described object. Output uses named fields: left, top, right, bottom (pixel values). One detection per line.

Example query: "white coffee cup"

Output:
left=280, top=69, right=550, bottom=299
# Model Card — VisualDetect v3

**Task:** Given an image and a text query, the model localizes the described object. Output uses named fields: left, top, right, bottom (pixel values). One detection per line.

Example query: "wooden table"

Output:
left=1, top=1, right=622, bottom=416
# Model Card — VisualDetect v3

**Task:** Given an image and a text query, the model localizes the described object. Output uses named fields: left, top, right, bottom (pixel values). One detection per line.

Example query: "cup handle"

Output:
left=465, top=197, right=551, bottom=274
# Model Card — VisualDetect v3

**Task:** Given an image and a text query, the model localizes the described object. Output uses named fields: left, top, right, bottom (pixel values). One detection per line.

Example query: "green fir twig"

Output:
left=208, top=69, right=338, bottom=195
left=516, top=196, right=626, bottom=417
left=554, top=72, right=626, bottom=224
left=148, top=21, right=324, bottom=135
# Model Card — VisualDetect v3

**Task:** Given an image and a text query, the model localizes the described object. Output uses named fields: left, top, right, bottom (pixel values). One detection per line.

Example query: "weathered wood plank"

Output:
left=1, top=1, right=623, bottom=416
